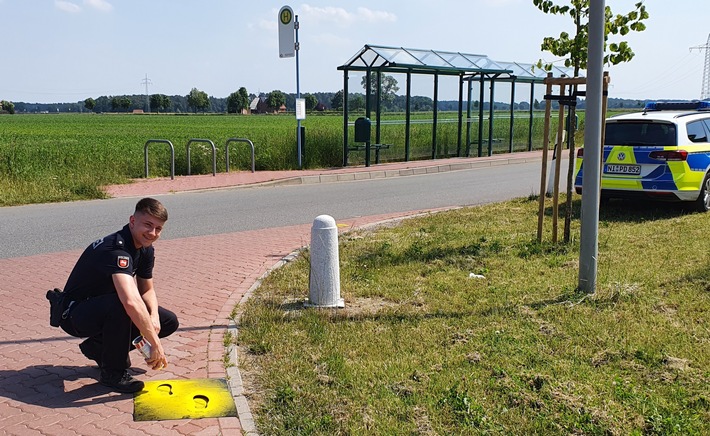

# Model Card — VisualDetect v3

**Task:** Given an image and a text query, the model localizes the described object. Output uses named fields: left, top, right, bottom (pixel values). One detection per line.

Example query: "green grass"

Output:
left=0, top=113, right=341, bottom=205
left=0, top=111, right=563, bottom=206
left=237, top=196, right=710, bottom=435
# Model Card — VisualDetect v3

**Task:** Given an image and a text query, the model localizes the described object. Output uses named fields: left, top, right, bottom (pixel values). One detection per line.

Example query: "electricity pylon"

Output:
left=141, top=73, right=152, bottom=112
left=690, top=34, right=710, bottom=100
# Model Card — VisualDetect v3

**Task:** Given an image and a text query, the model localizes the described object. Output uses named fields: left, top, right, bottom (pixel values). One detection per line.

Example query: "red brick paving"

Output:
left=0, top=152, right=544, bottom=435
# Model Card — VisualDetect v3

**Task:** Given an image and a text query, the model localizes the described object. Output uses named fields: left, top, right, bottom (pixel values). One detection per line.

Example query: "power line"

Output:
left=690, top=34, right=710, bottom=100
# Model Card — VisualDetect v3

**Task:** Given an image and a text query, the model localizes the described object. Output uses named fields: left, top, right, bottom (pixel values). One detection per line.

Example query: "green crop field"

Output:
left=0, top=111, right=571, bottom=206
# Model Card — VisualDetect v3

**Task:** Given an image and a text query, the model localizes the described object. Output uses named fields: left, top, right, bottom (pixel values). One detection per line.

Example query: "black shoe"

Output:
left=79, top=340, right=102, bottom=368
left=100, top=370, right=145, bottom=394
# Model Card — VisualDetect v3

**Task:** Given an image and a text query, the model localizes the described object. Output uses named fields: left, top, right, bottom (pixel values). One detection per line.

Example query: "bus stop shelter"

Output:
left=338, top=44, right=574, bottom=166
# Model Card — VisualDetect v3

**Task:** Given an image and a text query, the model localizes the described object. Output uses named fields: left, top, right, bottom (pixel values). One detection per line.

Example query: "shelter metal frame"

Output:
left=338, top=45, right=575, bottom=166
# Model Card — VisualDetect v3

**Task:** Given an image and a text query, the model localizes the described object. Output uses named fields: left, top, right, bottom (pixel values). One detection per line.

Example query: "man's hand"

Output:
left=114, top=273, right=165, bottom=369
left=146, top=341, right=168, bottom=370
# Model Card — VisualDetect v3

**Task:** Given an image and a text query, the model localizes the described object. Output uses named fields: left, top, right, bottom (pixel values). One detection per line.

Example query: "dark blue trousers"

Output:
left=60, top=293, right=179, bottom=373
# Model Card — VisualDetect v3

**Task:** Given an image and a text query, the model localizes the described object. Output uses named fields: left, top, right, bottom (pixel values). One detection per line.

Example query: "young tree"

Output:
left=534, top=0, right=648, bottom=243
left=533, top=0, right=649, bottom=75
left=186, top=88, right=210, bottom=113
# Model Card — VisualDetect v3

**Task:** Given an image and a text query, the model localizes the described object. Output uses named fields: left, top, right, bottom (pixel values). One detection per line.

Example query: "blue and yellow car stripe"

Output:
left=575, top=145, right=710, bottom=195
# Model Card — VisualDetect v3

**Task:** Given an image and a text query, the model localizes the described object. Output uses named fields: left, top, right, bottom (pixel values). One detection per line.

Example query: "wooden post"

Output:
left=552, top=84, right=566, bottom=243
left=537, top=73, right=554, bottom=242
left=600, top=72, right=610, bottom=178
left=538, top=73, right=611, bottom=244
left=564, top=91, right=577, bottom=243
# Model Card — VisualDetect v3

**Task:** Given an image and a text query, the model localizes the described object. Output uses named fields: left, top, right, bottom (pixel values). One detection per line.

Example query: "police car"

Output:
left=574, top=101, right=710, bottom=211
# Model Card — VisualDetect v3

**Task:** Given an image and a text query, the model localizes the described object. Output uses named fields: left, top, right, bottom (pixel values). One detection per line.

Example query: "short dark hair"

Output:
left=135, top=197, right=168, bottom=221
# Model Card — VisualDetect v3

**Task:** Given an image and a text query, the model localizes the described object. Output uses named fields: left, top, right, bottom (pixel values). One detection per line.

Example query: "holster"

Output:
left=46, top=288, right=66, bottom=327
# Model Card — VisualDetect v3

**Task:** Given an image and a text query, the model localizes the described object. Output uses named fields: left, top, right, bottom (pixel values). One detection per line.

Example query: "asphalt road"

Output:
left=0, top=160, right=568, bottom=258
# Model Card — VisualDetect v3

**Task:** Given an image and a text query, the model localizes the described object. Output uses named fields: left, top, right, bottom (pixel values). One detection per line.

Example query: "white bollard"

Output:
left=307, top=214, right=344, bottom=308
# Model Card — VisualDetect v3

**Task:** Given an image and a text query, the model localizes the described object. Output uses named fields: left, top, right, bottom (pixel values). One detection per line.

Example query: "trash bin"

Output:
left=300, top=125, right=306, bottom=161
left=354, top=117, right=371, bottom=143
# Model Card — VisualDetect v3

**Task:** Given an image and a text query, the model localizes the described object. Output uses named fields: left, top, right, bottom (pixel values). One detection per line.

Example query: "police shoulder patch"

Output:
left=117, top=256, right=130, bottom=269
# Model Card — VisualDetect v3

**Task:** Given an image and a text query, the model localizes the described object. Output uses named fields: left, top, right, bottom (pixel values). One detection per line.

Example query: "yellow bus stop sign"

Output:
left=278, top=5, right=295, bottom=58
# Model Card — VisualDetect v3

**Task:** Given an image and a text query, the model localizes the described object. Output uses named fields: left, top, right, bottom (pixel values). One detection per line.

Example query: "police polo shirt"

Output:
left=63, top=224, right=155, bottom=301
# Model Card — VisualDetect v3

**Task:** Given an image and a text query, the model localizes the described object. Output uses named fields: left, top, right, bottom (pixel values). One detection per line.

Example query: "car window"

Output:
left=605, top=122, right=676, bottom=146
left=687, top=121, right=708, bottom=143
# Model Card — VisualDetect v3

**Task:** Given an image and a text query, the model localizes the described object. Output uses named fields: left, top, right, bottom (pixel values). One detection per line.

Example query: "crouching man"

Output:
left=59, top=197, right=179, bottom=393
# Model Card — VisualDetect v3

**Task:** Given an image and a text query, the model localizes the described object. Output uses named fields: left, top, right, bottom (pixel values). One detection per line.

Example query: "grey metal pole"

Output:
left=578, top=0, right=605, bottom=293
left=295, top=15, right=302, bottom=170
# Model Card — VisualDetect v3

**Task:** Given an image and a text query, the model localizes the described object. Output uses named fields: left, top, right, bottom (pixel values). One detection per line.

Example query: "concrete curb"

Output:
left=101, top=150, right=549, bottom=198
left=251, top=155, right=545, bottom=189
left=226, top=250, right=302, bottom=436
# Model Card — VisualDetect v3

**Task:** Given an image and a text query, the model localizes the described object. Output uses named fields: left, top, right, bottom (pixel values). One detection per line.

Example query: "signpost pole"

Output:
left=578, top=0, right=605, bottom=293
left=295, top=15, right=302, bottom=169
left=278, top=5, right=302, bottom=169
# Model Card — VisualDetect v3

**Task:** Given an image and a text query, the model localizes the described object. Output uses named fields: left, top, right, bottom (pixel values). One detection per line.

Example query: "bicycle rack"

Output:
left=186, top=138, right=217, bottom=176
left=225, top=138, right=255, bottom=173
left=144, top=139, right=175, bottom=180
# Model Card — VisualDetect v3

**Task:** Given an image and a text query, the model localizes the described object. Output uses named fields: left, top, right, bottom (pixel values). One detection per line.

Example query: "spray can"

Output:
left=132, top=335, right=152, bottom=360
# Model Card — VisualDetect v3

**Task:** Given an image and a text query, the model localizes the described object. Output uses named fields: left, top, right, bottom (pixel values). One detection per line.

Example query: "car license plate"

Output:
left=605, top=164, right=641, bottom=175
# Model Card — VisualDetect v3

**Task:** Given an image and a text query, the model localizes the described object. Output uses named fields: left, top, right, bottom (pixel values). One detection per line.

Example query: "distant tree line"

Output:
left=5, top=76, right=648, bottom=115
left=11, top=88, right=322, bottom=114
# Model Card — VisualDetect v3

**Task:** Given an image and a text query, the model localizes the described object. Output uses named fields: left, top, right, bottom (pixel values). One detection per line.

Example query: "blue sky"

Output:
left=0, top=0, right=707, bottom=103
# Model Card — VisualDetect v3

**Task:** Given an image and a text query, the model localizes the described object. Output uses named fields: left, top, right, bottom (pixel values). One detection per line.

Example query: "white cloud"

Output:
left=302, top=5, right=353, bottom=24
left=311, top=32, right=351, bottom=47
left=55, top=0, right=81, bottom=13
left=84, top=0, right=113, bottom=12
left=482, top=0, right=524, bottom=6
left=301, top=4, right=396, bottom=27
left=355, top=7, right=396, bottom=23
left=259, top=19, right=277, bottom=31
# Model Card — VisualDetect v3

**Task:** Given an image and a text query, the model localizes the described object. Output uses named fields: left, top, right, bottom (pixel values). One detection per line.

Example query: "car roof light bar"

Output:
left=644, top=101, right=710, bottom=112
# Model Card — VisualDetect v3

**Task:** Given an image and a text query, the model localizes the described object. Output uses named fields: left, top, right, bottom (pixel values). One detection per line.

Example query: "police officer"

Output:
left=60, top=197, right=179, bottom=393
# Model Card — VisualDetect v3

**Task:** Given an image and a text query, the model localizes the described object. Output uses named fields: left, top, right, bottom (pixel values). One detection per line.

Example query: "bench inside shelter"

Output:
left=347, top=143, right=391, bottom=165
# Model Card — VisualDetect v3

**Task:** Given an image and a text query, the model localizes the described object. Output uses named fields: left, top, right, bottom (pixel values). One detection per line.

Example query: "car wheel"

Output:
left=694, top=173, right=710, bottom=212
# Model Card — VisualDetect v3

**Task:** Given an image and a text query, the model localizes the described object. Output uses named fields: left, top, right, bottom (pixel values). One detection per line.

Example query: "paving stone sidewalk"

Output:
left=0, top=152, right=545, bottom=435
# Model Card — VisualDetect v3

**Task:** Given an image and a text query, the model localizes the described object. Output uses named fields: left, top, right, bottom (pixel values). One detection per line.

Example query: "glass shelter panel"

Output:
left=371, top=47, right=425, bottom=66
left=408, top=49, right=454, bottom=68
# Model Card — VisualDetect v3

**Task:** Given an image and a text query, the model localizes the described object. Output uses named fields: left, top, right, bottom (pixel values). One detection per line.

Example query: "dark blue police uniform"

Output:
left=60, top=224, right=178, bottom=376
